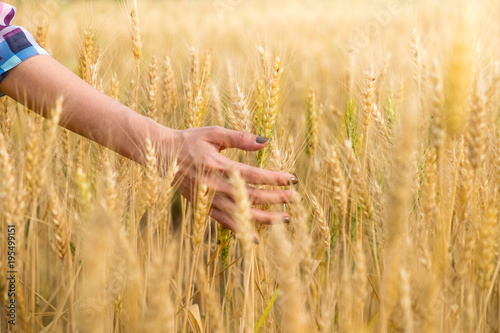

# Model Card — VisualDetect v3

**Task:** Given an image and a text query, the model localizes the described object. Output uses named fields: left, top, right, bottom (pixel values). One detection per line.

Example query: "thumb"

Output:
left=214, top=127, right=270, bottom=152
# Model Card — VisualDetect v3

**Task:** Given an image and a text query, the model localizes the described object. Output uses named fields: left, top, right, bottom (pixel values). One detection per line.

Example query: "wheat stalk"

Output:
left=147, top=56, right=159, bottom=121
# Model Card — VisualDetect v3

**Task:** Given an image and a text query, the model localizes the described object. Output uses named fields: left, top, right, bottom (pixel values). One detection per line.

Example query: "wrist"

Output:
left=126, top=113, right=178, bottom=167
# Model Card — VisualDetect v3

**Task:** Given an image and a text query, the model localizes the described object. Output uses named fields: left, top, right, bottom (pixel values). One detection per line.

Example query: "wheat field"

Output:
left=1, top=0, right=500, bottom=332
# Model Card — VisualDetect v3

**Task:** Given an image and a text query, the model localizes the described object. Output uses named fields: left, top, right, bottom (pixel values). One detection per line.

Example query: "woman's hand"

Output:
left=162, top=126, right=296, bottom=231
left=0, top=55, right=295, bottom=231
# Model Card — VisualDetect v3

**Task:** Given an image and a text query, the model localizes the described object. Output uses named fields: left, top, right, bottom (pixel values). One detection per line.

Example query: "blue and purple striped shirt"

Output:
left=0, top=3, right=49, bottom=84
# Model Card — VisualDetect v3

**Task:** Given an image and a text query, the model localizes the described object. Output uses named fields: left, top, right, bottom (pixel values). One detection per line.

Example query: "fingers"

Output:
left=247, top=188, right=294, bottom=205
left=212, top=195, right=290, bottom=225
left=204, top=173, right=294, bottom=205
left=208, top=154, right=298, bottom=186
left=208, top=126, right=270, bottom=152
left=209, top=207, right=260, bottom=244
left=209, top=207, right=237, bottom=231
left=250, top=208, right=290, bottom=225
left=177, top=169, right=295, bottom=205
left=184, top=127, right=298, bottom=187
left=228, top=159, right=297, bottom=186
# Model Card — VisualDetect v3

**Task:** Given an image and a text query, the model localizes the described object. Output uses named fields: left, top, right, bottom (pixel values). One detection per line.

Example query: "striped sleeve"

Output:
left=0, top=3, right=49, bottom=86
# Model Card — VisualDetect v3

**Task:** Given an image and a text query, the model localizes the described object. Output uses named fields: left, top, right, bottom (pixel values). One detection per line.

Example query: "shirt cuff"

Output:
left=0, top=25, right=50, bottom=96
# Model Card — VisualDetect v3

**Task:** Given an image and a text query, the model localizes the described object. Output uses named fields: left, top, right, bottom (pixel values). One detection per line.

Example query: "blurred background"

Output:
left=11, top=0, right=499, bottom=131
left=2, top=1, right=500, bottom=331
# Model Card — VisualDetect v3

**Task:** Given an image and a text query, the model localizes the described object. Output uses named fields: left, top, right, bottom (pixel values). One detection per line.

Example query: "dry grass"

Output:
left=1, top=0, right=500, bottom=332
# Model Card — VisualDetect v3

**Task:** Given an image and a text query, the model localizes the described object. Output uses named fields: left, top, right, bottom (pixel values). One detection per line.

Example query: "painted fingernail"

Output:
left=282, top=216, right=291, bottom=224
left=287, top=177, right=299, bottom=185
left=256, top=136, right=270, bottom=144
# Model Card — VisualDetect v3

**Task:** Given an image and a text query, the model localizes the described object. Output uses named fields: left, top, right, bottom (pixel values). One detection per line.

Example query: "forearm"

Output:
left=0, top=55, right=167, bottom=164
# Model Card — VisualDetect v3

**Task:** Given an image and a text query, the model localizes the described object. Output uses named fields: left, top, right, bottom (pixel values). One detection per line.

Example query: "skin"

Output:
left=0, top=55, right=296, bottom=235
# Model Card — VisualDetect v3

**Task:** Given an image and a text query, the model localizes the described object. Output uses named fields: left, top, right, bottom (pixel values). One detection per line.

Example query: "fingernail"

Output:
left=256, top=136, right=270, bottom=144
left=287, top=177, right=299, bottom=185
left=282, top=216, right=291, bottom=224
left=252, top=233, right=260, bottom=245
